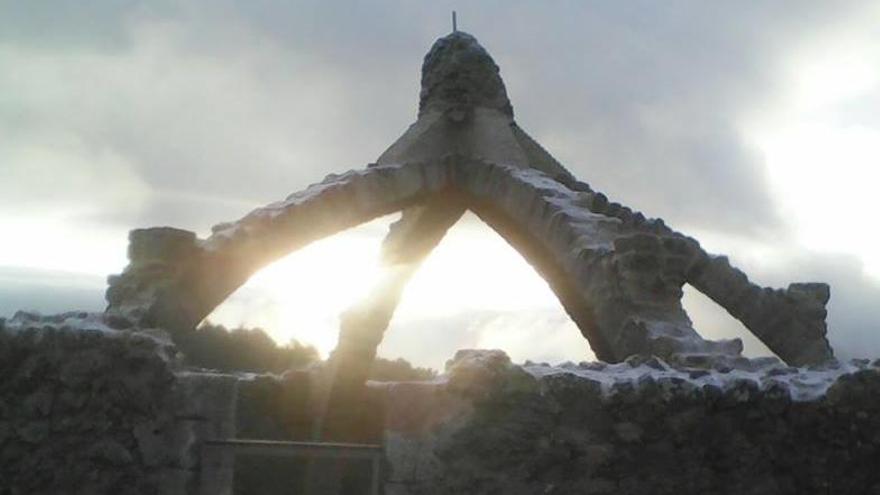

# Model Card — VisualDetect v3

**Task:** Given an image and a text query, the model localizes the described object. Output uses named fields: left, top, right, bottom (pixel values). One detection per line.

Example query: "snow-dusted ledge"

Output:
left=379, top=349, right=880, bottom=494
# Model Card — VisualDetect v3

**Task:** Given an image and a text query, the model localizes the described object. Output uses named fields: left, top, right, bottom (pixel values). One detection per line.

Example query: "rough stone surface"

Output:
left=0, top=313, right=381, bottom=494
left=0, top=28, right=864, bottom=495
left=419, top=32, right=512, bottom=119
left=0, top=317, right=876, bottom=494
left=103, top=33, right=834, bottom=431
left=104, top=227, right=203, bottom=332
left=380, top=350, right=880, bottom=495
left=98, top=30, right=837, bottom=467
left=0, top=314, right=178, bottom=494
left=0, top=314, right=238, bottom=495
left=105, top=157, right=831, bottom=369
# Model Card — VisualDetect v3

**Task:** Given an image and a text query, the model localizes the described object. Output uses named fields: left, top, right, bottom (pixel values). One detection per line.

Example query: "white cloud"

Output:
left=745, top=4, right=880, bottom=280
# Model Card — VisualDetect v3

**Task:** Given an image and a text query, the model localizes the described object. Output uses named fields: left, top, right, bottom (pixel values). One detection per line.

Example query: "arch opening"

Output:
left=682, top=284, right=775, bottom=359
left=204, top=210, right=592, bottom=369
left=106, top=157, right=832, bottom=369
left=379, top=211, right=593, bottom=368
left=204, top=215, right=397, bottom=358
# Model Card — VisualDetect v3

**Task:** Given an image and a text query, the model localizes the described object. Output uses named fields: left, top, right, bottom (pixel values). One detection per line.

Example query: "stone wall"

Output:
left=3, top=313, right=879, bottom=495
left=0, top=313, right=238, bottom=495
left=380, top=350, right=880, bottom=495
left=0, top=312, right=377, bottom=495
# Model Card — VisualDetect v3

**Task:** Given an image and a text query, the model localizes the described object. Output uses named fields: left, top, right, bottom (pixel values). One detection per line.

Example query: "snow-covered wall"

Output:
left=0, top=312, right=372, bottom=495
left=379, top=350, right=880, bottom=495
left=3, top=315, right=878, bottom=494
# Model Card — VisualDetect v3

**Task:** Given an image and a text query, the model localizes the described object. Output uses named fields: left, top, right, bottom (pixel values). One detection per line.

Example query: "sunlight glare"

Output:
left=0, top=214, right=128, bottom=276
left=207, top=216, right=390, bottom=356
left=208, top=212, right=591, bottom=366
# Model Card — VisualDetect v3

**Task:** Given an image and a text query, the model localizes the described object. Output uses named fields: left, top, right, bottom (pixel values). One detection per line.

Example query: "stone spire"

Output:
left=418, top=31, right=513, bottom=119
left=377, top=31, right=575, bottom=182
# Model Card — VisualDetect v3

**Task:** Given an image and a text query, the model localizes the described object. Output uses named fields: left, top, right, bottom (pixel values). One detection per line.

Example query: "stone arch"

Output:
left=102, top=29, right=837, bottom=452
left=105, top=154, right=837, bottom=445
left=106, top=155, right=833, bottom=371
left=107, top=155, right=737, bottom=364
left=105, top=162, right=453, bottom=334
left=106, top=27, right=834, bottom=371
left=370, top=210, right=596, bottom=365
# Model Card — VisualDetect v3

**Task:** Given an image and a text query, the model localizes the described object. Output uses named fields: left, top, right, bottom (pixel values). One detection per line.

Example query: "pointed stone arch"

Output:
left=371, top=210, right=595, bottom=365
left=105, top=30, right=835, bottom=447
left=105, top=155, right=829, bottom=367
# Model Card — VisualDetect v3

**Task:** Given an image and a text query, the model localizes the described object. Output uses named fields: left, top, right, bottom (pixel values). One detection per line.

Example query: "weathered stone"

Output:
left=381, top=351, right=880, bottom=494
left=21, top=389, right=53, bottom=417
left=419, top=32, right=512, bottom=118
left=88, top=438, right=134, bottom=466
left=17, top=420, right=49, bottom=443
left=134, top=420, right=170, bottom=467
left=613, top=422, right=643, bottom=443
left=445, top=349, right=517, bottom=398
left=2, top=28, right=847, bottom=494
left=0, top=323, right=199, bottom=494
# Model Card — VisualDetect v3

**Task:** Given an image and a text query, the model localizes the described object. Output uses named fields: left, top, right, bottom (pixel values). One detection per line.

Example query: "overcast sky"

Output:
left=2, top=1, right=879, bottom=368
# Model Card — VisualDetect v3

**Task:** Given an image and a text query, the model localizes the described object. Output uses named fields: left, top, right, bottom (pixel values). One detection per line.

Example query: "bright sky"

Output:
left=750, top=22, right=880, bottom=279
left=2, top=2, right=880, bottom=368
left=207, top=213, right=591, bottom=367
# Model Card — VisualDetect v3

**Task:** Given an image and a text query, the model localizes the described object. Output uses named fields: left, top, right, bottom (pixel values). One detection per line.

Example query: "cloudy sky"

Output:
left=2, top=1, right=880, bottom=368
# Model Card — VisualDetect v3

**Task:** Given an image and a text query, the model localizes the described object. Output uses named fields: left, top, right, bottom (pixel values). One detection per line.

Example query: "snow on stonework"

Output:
left=440, top=348, right=872, bottom=402
left=521, top=354, right=862, bottom=402
left=1, top=310, right=177, bottom=353
left=4, top=310, right=117, bottom=335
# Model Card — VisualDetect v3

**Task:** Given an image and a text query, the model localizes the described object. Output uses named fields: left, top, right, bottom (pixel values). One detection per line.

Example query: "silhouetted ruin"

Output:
left=3, top=31, right=878, bottom=495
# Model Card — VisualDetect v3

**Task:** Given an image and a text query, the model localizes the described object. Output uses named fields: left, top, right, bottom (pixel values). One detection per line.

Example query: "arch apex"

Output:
left=419, top=31, right=513, bottom=118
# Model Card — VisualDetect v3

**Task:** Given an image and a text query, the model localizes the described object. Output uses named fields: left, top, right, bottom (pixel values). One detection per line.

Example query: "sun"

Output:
left=206, top=212, right=591, bottom=366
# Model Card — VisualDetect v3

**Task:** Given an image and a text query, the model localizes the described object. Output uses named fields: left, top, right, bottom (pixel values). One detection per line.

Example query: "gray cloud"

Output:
left=0, top=266, right=106, bottom=316
left=1, top=0, right=867, bottom=233
left=1, top=1, right=879, bottom=365
left=495, top=1, right=861, bottom=235
left=0, top=1, right=856, bottom=230
left=749, top=252, right=880, bottom=360
left=0, top=1, right=143, bottom=52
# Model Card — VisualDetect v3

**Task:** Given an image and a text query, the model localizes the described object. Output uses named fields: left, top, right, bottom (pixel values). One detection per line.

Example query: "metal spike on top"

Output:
left=452, top=11, right=457, bottom=33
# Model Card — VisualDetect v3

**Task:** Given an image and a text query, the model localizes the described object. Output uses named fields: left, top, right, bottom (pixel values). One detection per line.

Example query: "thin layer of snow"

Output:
left=2, top=311, right=179, bottom=351
left=4, top=311, right=117, bottom=335
left=429, top=349, right=865, bottom=402
left=521, top=358, right=862, bottom=402
left=205, top=166, right=387, bottom=247
left=202, top=160, right=623, bottom=255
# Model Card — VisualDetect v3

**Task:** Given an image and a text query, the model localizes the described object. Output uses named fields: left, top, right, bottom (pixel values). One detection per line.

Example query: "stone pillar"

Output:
left=105, top=227, right=203, bottom=330
left=306, top=200, right=464, bottom=493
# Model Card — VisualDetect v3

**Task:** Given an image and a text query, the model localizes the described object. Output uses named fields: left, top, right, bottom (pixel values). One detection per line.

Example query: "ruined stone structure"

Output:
left=105, top=32, right=833, bottom=434
left=4, top=30, right=875, bottom=495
